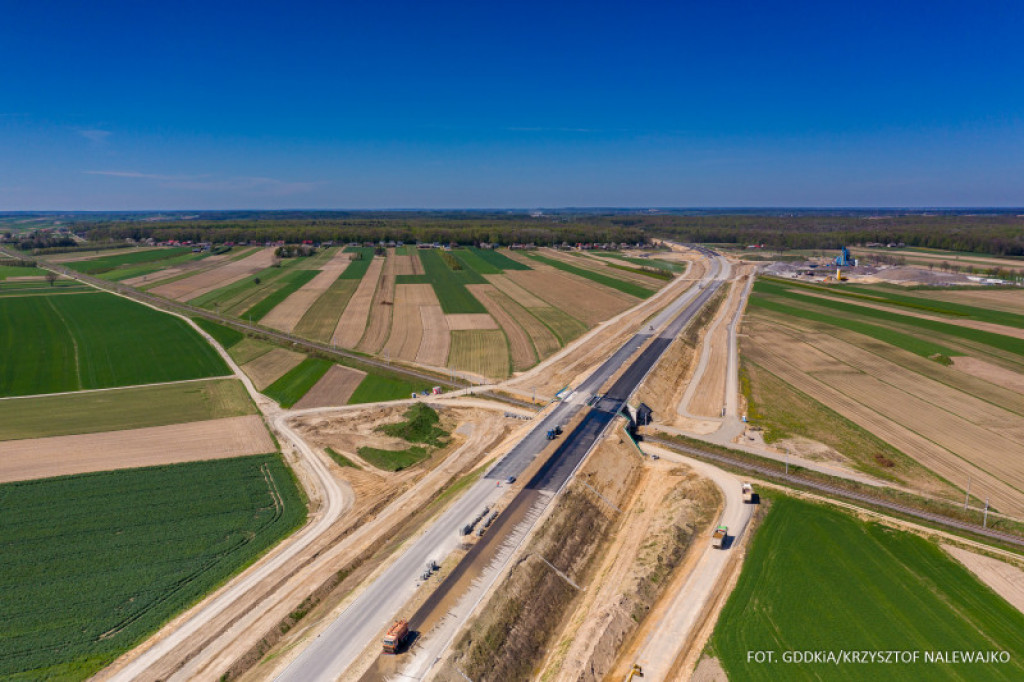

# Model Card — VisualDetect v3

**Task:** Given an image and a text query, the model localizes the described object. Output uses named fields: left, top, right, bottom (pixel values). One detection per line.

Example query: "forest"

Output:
left=22, top=210, right=1024, bottom=257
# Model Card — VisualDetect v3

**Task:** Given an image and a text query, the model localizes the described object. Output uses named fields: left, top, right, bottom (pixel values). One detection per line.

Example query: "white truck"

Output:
left=712, top=525, right=728, bottom=549
left=742, top=483, right=754, bottom=504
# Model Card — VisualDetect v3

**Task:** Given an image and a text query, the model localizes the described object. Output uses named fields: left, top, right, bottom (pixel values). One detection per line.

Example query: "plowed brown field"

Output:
left=744, top=318, right=1024, bottom=515
left=357, top=252, right=396, bottom=353
left=0, top=415, right=275, bottom=482
left=416, top=304, right=451, bottom=367
left=149, top=248, right=276, bottom=301
left=241, top=348, right=306, bottom=390
left=259, top=250, right=351, bottom=332
left=506, top=269, right=635, bottom=325
left=383, top=284, right=438, bottom=362
left=292, top=365, right=367, bottom=409
left=331, top=257, right=384, bottom=348
left=445, top=313, right=498, bottom=330
left=953, top=357, right=1024, bottom=394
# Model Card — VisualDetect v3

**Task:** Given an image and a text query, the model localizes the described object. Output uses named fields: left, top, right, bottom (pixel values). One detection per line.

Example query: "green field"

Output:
left=339, top=247, right=375, bottom=280
left=357, top=403, right=448, bottom=470
left=530, top=306, right=589, bottom=344
left=188, top=260, right=301, bottom=313
left=416, top=249, right=488, bottom=313
left=712, top=496, right=1024, bottom=681
left=244, top=268, right=319, bottom=321
left=192, top=316, right=245, bottom=348
left=0, top=292, right=229, bottom=397
left=63, top=247, right=193, bottom=275
left=523, top=252, right=653, bottom=298
left=263, top=357, right=333, bottom=407
left=0, top=379, right=255, bottom=440
left=346, top=373, right=432, bottom=404
left=753, top=279, right=1024, bottom=358
left=591, top=253, right=686, bottom=273
left=294, top=278, right=359, bottom=341
left=467, top=247, right=531, bottom=271
left=0, top=455, right=305, bottom=680
left=325, top=447, right=359, bottom=468
left=0, top=264, right=41, bottom=279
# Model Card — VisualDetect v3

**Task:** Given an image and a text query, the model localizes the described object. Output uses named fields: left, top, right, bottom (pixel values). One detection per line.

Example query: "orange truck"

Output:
left=382, top=619, right=409, bottom=654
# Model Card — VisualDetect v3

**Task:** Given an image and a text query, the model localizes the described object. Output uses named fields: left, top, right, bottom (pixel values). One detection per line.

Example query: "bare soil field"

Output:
left=953, top=356, right=1024, bottom=394
left=444, top=313, right=498, bottom=330
left=259, top=251, right=351, bottom=332
left=448, top=329, right=509, bottom=379
left=506, top=269, right=636, bottom=325
left=150, top=248, right=277, bottom=301
left=416, top=304, right=451, bottom=367
left=466, top=284, right=537, bottom=371
left=391, top=251, right=423, bottom=276
left=744, top=318, right=1024, bottom=514
left=483, top=274, right=549, bottom=307
left=382, top=284, right=439, bottom=362
left=944, top=545, right=1024, bottom=614
left=934, top=289, right=1024, bottom=315
left=331, top=257, right=384, bottom=348
left=357, top=253, right=396, bottom=353
left=292, top=365, right=367, bottom=409
left=241, top=348, right=306, bottom=390
left=687, top=278, right=748, bottom=418
left=0, top=415, right=274, bottom=483
left=49, top=247, right=162, bottom=263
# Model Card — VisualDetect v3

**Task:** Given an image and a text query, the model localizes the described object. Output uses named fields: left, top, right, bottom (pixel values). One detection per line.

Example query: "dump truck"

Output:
left=712, top=525, right=728, bottom=549
left=742, top=483, right=754, bottom=503
left=382, top=619, right=409, bottom=654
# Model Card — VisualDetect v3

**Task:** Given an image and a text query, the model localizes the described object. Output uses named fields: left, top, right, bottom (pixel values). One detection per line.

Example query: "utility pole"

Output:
left=964, top=474, right=972, bottom=511
left=984, top=499, right=990, bottom=528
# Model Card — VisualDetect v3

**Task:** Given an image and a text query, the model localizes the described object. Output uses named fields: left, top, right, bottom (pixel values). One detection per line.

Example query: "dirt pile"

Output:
left=439, top=431, right=642, bottom=681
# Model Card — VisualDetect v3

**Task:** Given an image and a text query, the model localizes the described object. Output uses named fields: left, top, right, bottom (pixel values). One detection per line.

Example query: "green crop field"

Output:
left=451, top=248, right=503, bottom=275
left=243, top=268, right=319, bottom=321
left=0, top=281, right=92, bottom=296
left=188, top=260, right=300, bottom=312
left=0, top=264, right=42, bottom=279
left=64, top=247, right=193, bottom=275
left=712, top=496, right=1024, bottom=681
left=0, top=292, right=229, bottom=397
left=467, top=247, right=531, bottom=271
left=294, top=278, right=359, bottom=341
left=263, top=357, right=332, bottom=407
left=523, top=252, right=653, bottom=298
left=0, top=455, right=305, bottom=680
left=346, top=373, right=432, bottom=404
left=357, top=403, right=449, bottom=471
left=417, top=249, right=488, bottom=313
left=192, top=316, right=245, bottom=348
left=0, top=379, right=255, bottom=440
left=590, top=253, right=685, bottom=273
left=98, top=251, right=207, bottom=282
left=753, top=279, right=1024, bottom=358
left=339, top=247, right=375, bottom=280
left=748, top=293, right=959, bottom=360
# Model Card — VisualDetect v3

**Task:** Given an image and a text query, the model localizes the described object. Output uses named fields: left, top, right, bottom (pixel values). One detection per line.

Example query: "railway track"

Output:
left=645, top=436, right=1024, bottom=549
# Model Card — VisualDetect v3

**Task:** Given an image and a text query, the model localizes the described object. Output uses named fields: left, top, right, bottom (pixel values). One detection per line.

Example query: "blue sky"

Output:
left=2, top=0, right=1022, bottom=209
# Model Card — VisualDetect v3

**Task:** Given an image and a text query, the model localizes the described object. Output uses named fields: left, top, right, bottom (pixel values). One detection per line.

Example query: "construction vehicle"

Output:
left=625, top=663, right=644, bottom=681
left=546, top=428, right=557, bottom=440
left=742, top=483, right=754, bottom=503
left=712, top=525, right=728, bottom=549
left=382, top=619, right=409, bottom=654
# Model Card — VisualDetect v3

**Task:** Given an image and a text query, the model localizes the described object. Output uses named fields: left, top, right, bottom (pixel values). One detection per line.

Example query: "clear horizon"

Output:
left=3, top=1, right=1023, bottom=210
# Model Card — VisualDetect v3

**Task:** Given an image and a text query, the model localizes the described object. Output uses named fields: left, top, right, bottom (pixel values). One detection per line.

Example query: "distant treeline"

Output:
left=81, top=218, right=648, bottom=247
left=630, top=214, right=1024, bottom=257
left=70, top=211, right=1024, bottom=257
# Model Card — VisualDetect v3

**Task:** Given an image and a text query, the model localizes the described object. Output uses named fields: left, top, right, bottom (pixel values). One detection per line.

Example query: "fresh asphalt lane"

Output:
left=275, top=254, right=726, bottom=682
